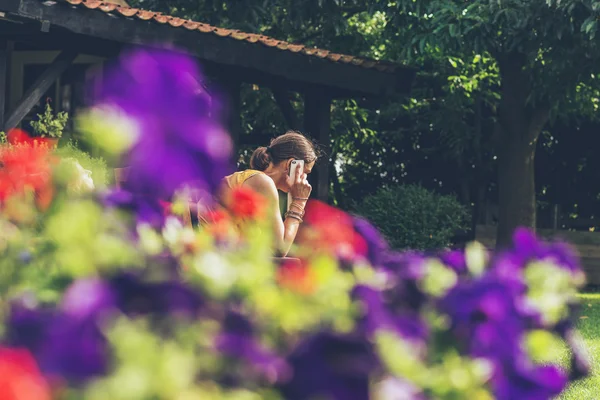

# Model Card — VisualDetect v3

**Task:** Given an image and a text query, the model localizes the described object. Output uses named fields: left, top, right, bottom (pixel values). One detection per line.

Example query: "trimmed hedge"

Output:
left=353, top=184, right=470, bottom=250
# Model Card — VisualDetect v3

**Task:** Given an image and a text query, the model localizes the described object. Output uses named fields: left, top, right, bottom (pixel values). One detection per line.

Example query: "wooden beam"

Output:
left=4, top=50, right=77, bottom=131
left=0, top=39, right=9, bottom=129
left=271, top=88, right=300, bottom=130
left=304, top=89, right=331, bottom=202
left=15, top=0, right=415, bottom=97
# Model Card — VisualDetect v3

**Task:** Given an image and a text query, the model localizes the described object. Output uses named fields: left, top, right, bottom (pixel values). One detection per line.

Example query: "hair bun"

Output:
left=249, top=146, right=272, bottom=171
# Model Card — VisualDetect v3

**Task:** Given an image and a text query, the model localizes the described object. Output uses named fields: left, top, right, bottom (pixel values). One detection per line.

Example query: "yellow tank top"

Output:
left=224, top=169, right=264, bottom=189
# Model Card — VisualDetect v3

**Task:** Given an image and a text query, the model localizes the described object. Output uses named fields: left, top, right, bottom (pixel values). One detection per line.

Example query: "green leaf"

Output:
left=449, top=24, right=458, bottom=37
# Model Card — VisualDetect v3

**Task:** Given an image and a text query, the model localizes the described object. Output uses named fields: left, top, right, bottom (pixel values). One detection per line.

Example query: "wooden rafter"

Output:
left=4, top=50, right=77, bottom=131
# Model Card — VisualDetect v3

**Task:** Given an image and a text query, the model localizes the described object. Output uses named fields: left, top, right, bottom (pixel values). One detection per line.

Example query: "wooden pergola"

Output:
left=0, top=0, right=415, bottom=201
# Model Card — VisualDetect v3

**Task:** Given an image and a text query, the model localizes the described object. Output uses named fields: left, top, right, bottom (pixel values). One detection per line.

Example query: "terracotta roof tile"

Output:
left=315, top=49, right=329, bottom=58
left=259, top=38, right=280, bottom=47
left=287, top=44, right=304, bottom=53
left=183, top=21, right=200, bottom=30
left=197, top=23, right=213, bottom=33
left=153, top=14, right=170, bottom=24
left=137, top=10, right=155, bottom=20
left=116, top=6, right=138, bottom=17
left=245, top=34, right=261, bottom=43
left=80, top=0, right=102, bottom=9
left=53, top=0, right=399, bottom=74
left=99, top=3, right=117, bottom=12
left=231, top=31, right=250, bottom=40
left=168, top=17, right=185, bottom=28
left=214, top=27, right=233, bottom=37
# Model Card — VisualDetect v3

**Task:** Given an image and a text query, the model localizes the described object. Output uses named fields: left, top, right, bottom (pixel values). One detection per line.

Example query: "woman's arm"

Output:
left=244, top=173, right=307, bottom=257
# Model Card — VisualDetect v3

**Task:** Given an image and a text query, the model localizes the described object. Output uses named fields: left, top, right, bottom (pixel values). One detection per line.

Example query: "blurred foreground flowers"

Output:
left=0, top=48, right=591, bottom=400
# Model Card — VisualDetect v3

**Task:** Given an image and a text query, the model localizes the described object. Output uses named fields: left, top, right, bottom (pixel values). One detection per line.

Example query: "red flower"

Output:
left=205, top=208, right=230, bottom=224
left=0, top=347, right=51, bottom=400
left=201, top=208, right=234, bottom=238
left=0, top=143, right=54, bottom=210
left=7, top=129, right=54, bottom=148
left=276, top=260, right=316, bottom=294
left=300, top=200, right=367, bottom=259
left=227, top=186, right=266, bottom=220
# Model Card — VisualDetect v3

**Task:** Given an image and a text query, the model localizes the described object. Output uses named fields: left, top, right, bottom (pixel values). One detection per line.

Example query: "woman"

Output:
left=222, top=131, right=318, bottom=257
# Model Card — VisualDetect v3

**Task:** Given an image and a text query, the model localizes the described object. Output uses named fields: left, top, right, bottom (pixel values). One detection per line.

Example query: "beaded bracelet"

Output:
left=284, top=210, right=303, bottom=223
left=293, top=197, right=309, bottom=201
left=285, top=210, right=303, bottom=218
left=289, top=202, right=305, bottom=216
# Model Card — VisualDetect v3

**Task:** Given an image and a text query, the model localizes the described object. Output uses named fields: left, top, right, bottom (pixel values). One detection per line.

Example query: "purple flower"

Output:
left=4, top=299, right=52, bottom=356
left=216, top=333, right=290, bottom=384
left=352, top=217, right=389, bottom=267
left=440, top=249, right=467, bottom=275
left=378, top=252, right=429, bottom=311
left=5, top=300, right=109, bottom=383
left=381, top=251, right=426, bottom=280
left=493, top=361, right=567, bottom=400
left=439, top=276, right=528, bottom=361
left=60, top=278, right=117, bottom=320
left=353, top=285, right=427, bottom=343
left=39, top=314, right=110, bottom=383
left=279, top=332, right=379, bottom=400
left=95, top=48, right=233, bottom=222
left=216, top=312, right=290, bottom=384
left=438, top=274, right=570, bottom=398
left=108, top=272, right=203, bottom=319
left=501, top=228, right=581, bottom=273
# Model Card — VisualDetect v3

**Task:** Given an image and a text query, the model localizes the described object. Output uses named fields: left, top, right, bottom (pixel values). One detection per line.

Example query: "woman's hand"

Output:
left=287, top=163, right=312, bottom=201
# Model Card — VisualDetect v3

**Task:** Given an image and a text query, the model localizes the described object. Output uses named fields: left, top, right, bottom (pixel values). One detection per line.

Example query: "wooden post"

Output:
left=4, top=50, right=77, bottom=131
left=552, top=204, right=559, bottom=231
left=304, top=89, right=331, bottom=202
left=0, top=39, right=9, bottom=129
left=213, top=78, right=242, bottom=153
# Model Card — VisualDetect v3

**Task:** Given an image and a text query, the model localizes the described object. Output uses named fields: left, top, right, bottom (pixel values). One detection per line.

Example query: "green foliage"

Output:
left=54, top=141, right=109, bottom=188
left=30, top=102, right=69, bottom=139
left=389, top=0, right=600, bottom=112
left=353, top=185, right=470, bottom=250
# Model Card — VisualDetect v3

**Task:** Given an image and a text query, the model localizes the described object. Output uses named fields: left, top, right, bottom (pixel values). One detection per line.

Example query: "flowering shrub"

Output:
left=0, top=48, right=591, bottom=400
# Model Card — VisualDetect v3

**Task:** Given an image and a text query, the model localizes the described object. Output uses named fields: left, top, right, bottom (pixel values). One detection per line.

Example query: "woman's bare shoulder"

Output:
left=244, top=172, right=278, bottom=197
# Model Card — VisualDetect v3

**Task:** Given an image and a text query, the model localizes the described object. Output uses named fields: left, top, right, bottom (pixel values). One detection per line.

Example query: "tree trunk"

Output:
left=494, top=54, right=550, bottom=249
left=496, top=127, right=538, bottom=248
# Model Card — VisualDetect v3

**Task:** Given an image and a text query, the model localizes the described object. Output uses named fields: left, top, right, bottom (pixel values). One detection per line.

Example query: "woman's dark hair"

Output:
left=250, top=131, right=319, bottom=171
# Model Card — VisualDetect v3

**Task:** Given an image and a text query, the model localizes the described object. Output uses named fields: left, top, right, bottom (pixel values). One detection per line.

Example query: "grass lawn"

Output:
left=559, top=293, right=600, bottom=399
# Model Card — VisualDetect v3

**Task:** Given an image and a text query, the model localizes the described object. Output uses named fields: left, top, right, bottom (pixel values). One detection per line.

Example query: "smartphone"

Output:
left=287, top=159, right=304, bottom=211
